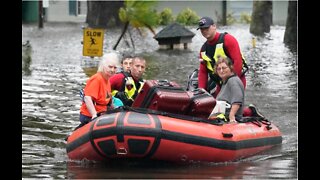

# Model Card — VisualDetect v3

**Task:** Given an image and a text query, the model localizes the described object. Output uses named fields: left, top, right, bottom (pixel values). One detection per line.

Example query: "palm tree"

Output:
left=113, top=0, right=158, bottom=50
left=284, top=1, right=297, bottom=52
left=250, top=0, right=272, bottom=36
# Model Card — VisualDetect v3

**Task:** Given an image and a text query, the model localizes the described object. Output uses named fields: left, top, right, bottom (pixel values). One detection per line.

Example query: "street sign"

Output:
left=82, top=28, right=104, bottom=57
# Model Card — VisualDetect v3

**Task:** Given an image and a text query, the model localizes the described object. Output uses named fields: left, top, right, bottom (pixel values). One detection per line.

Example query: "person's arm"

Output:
left=228, top=77, right=245, bottom=122
left=84, top=96, right=97, bottom=119
left=109, top=73, right=124, bottom=90
left=224, top=34, right=243, bottom=77
left=229, top=103, right=240, bottom=123
left=198, top=54, right=209, bottom=89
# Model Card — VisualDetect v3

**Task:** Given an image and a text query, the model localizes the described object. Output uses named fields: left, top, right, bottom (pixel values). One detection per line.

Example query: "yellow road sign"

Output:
left=83, top=28, right=104, bottom=57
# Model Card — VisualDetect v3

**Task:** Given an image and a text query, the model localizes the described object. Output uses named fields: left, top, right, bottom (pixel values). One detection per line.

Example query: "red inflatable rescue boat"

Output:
left=66, top=108, right=282, bottom=163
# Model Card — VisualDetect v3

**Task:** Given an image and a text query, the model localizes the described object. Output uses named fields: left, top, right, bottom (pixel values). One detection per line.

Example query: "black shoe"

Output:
left=248, top=104, right=265, bottom=118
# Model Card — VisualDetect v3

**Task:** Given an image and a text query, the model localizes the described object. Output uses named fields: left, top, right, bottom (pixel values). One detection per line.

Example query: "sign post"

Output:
left=82, top=28, right=104, bottom=57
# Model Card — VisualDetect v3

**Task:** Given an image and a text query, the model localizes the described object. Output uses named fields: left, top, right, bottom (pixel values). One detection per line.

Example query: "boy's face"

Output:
left=122, top=58, right=132, bottom=72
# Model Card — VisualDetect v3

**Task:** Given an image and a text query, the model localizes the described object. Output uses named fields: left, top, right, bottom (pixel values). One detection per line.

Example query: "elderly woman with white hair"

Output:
left=79, top=52, right=120, bottom=127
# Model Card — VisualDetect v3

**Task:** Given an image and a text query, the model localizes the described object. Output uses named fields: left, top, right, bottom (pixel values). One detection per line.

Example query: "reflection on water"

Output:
left=65, top=155, right=297, bottom=179
left=22, top=23, right=297, bottom=179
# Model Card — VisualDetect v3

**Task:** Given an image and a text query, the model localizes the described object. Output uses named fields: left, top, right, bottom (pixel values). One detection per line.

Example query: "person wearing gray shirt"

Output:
left=215, top=56, right=244, bottom=122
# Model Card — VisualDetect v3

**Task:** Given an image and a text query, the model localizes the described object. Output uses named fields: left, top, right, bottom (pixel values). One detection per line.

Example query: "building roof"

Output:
left=154, top=23, right=195, bottom=40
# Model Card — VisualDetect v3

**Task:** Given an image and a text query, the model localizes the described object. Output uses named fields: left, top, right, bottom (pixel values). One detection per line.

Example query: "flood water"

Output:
left=22, top=22, right=297, bottom=179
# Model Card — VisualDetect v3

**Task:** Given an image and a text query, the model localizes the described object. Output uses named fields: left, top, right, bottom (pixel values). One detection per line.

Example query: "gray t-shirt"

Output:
left=216, top=75, right=245, bottom=120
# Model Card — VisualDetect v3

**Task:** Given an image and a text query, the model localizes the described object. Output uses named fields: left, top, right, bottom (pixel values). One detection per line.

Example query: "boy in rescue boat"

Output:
left=110, top=56, right=146, bottom=107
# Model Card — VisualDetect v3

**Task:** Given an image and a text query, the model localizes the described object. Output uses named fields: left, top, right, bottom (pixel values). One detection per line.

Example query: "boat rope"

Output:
left=105, top=106, right=226, bottom=126
left=237, top=116, right=272, bottom=130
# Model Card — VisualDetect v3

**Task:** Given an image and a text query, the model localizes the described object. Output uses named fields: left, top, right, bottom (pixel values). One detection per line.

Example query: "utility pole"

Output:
left=38, top=0, right=43, bottom=29
left=222, top=0, right=227, bottom=26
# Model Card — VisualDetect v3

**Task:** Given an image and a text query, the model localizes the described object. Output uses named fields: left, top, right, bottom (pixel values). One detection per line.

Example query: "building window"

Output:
left=69, top=0, right=87, bottom=16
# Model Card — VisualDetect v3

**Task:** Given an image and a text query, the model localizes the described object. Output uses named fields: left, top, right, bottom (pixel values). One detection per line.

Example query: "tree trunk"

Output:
left=113, top=22, right=129, bottom=50
left=250, top=1, right=272, bottom=36
left=284, top=1, right=297, bottom=52
left=222, top=0, right=227, bottom=26
left=127, top=26, right=135, bottom=50
left=86, top=1, right=124, bottom=28
left=38, top=0, right=43, bottom=29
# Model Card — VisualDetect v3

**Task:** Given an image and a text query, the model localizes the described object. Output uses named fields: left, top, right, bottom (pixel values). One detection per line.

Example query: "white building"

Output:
left=22, top=0, right=289, bottom=26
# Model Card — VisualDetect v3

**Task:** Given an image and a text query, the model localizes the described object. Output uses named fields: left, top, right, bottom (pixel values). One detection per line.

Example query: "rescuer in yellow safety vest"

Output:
left=110, top=57, right=146, bottom=106
left=197, top=16, right=248, bottom=97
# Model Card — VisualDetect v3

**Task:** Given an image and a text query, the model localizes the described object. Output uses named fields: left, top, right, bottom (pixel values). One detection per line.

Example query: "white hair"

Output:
left=98, top=52, right=120, bottom=72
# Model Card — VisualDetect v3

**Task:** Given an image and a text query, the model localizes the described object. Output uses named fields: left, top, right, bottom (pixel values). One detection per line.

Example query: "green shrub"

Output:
left=158, top=8, right=174, bottom=25
left=239, top=12, right=251, bottom=24
left=227, top=12, right=237, bottom=25
left=176, top=8, right=200, bottom=25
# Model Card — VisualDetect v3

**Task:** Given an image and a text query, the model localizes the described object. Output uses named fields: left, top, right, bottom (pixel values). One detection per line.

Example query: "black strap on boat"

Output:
left=88, top=118, right=108, bottom=158
left=237, top=116, right=272, bottom=130
left=105, top=106, right=226, bottom=126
